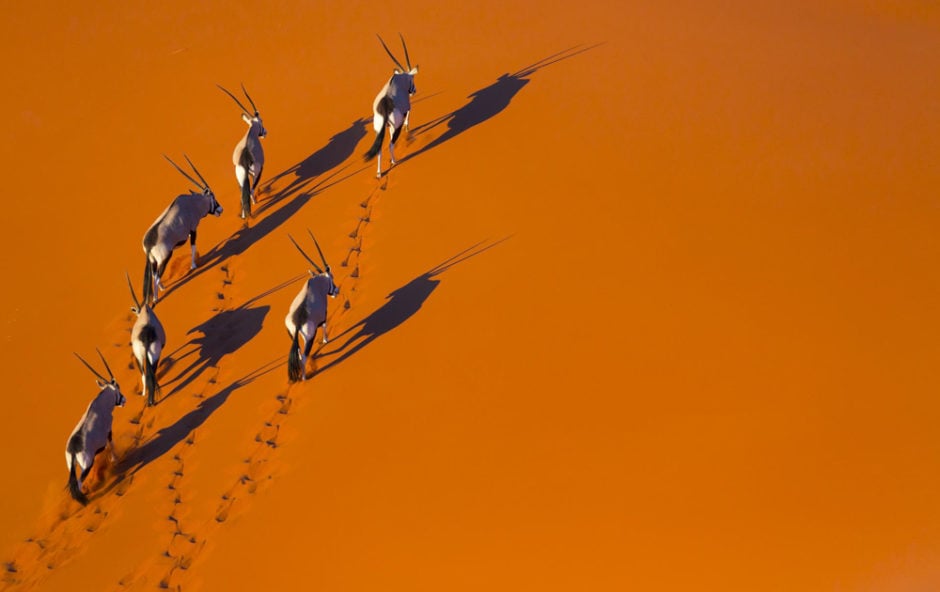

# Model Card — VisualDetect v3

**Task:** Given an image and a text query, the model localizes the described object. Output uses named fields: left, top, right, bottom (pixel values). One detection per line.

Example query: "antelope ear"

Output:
left=409, top=66, right=419, bottom=75
left=130, top=306, right=139, bottom=314
left=394, top=68, right=402, bottom=75
left=242, top=112, right=252, bottom=123
left=96, top=379, right=106, bottom=389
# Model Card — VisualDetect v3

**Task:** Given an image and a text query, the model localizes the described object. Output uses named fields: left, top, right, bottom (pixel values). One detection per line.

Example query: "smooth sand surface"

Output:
left=2, top=1, right=940, bottom=590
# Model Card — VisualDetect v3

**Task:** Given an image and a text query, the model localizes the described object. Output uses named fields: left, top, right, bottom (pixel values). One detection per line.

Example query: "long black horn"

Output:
left=399, top=33, right=412, bottom=71
left=288, top=234, right=322, bottom=274
left=217, top=84, right=251, bottom=115
left=307, top=229, right=330, bottom=272
left=183, top=154, right=210, bottom=191
left=74, top=352, right=108, bottom=384
left=241, top=83, right=259, bottom=116
left=125, top=271, right=141, bottom=310
left=377, top=34, right=405, bottom=71
left=96, top=348, right=115, bottom=383
left=163, top=154, right=204, bottom=192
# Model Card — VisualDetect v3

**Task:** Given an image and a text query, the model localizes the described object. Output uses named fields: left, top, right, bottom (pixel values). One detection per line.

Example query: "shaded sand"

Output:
left=2, top=1, right=940, bottom=590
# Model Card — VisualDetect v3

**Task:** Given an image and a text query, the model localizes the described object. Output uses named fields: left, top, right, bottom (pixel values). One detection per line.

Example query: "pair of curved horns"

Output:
left=377, top=33, right=413, bottom=72
left=125, top=271, right=141, bottom=310
left=218, top=83, right=259, bottom=116
left=164, top=154, right=209, bottom=193
left=74, top=349, right=115, bottom=385
left=288, top=230, right=330, bottom=275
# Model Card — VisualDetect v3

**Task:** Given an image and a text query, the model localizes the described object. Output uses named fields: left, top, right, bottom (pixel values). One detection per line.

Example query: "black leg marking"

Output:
left=303, top=332, right=315, bottom=358
left=251, top=164, right=264, bottom=193
left=189, top=230, right=197, bottom=246
left=79, top=458, right=95, bottom=483
left=157, top=254, right=172, bottom=282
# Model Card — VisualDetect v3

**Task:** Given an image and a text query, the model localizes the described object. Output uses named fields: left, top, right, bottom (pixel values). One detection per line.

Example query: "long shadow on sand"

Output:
left=260, top=117, right=369, bottom=207
left=401, top=44, right=599, bottom=165
left=116, top=359, right=281, bottom=475
left=317, top=238, right=509, bottom=374
left=161, top=304, right=269, bottom=399
left=159, top=119, right=370, bottom=301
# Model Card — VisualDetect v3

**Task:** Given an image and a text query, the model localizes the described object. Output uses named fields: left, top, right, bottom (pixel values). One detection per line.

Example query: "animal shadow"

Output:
left=403, top=44, right=599, bottom=163
left=261, top=117, right=369, bottom=206
left=163, top=304, right=269, bottom=398
left=319, top=238, right=510, bottom=373
left=116, top=360, right=281, bottom=474
left=161, top=120, right=370, bottom=300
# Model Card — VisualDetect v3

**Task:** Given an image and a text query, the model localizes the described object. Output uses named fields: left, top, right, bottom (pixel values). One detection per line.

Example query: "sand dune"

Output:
left=1, top=1, right=940, bottom=590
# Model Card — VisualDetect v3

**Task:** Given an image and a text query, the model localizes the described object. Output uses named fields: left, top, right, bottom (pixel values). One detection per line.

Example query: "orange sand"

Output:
left=2, top=1, right=940, bottom=590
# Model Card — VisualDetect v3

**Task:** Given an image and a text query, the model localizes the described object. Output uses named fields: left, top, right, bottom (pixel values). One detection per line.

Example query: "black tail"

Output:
left=144, top=352, right=158, bottom=406
left=67, top=450, right=88, bottom=506
left=287, top=330, right=303, bottom=383
left=364, top=114, right=389, bottom=161
left=142, top=257, right=154, bottom=305
left=239, top=148, right=253, bottom=219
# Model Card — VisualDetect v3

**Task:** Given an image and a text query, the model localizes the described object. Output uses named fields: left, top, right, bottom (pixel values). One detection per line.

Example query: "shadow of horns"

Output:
left=318, top=237, right=511, bottom=374
left=403, top=44, right=601, bottom=163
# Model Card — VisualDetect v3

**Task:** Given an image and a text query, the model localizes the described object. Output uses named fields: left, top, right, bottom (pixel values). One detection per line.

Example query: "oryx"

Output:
left=126, top=272, right=166, bottom=406
left=66, top=349, right=126, bottom=505
left=363, top=34, right=419, bottom=177
left=219, top=84, right=267, bottom=219
left=285, top=230, right=339, bottom=382
left=142, top=154, right=223, bottom=305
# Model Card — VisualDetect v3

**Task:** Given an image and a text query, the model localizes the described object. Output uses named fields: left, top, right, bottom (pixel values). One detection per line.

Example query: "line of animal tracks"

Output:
left=1, top=151, right=396, bottom=591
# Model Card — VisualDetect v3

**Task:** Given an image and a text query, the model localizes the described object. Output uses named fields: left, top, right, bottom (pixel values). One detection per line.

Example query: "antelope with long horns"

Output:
left=142, top=154, right=223, bottom=305
left=66, top=349, right=126, bottom=505
left=364, top=34, right=419, bottom=177
left=219, top=84, right=267, bottom=219
left=126, top=272, right=166, bottom=406
left=285, top=230, right=338, bottom=382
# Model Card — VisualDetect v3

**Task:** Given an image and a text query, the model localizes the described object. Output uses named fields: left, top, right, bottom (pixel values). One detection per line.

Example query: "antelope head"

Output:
left=378, top=33, right=419, bottom=94
left=289, top=230, right=339, bottom=298
left=74, top=349, right=126, bottom=407
left=219, top=83, right=267, bottom=138
left=163, top=154, right=223, bottom=217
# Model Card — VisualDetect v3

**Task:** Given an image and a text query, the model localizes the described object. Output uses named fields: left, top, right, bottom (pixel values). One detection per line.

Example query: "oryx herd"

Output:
left=65, top=35, right=419, bottom=504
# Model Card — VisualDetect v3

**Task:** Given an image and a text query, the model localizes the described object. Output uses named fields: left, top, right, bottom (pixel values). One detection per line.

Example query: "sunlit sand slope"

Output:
left=1, top=1, right=939, bottom=591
